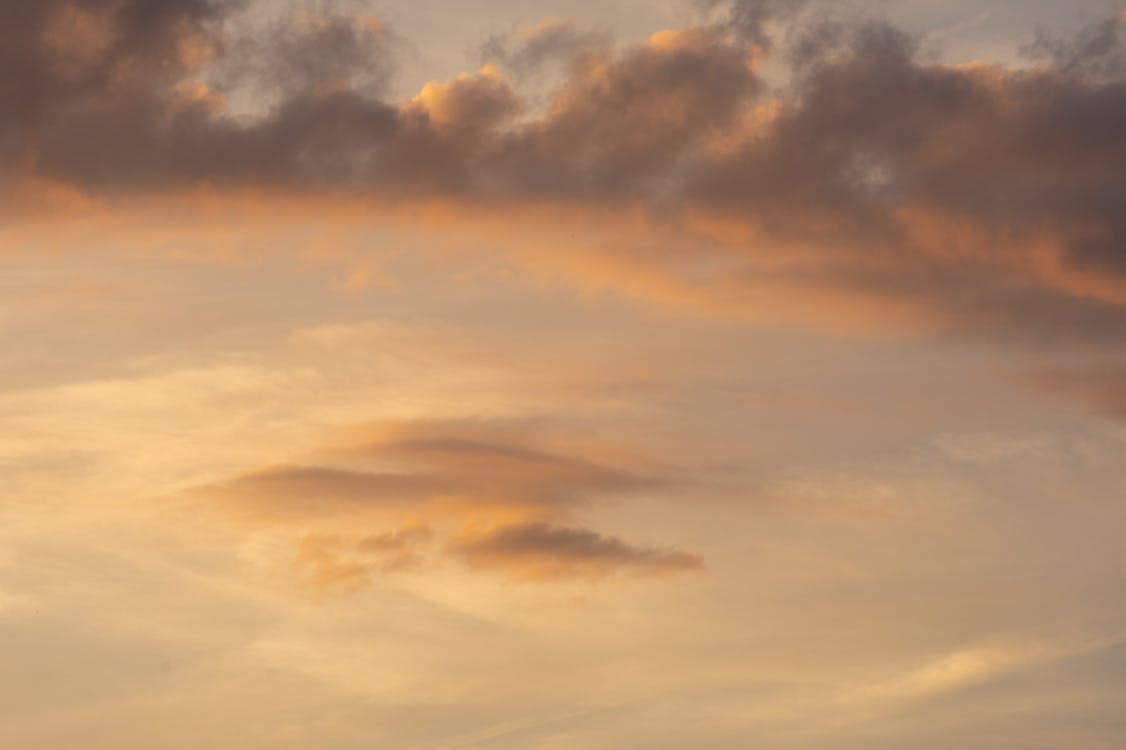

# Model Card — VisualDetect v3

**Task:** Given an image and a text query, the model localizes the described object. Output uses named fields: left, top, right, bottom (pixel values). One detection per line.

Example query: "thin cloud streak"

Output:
left=449, top=522, right=704, bottom=580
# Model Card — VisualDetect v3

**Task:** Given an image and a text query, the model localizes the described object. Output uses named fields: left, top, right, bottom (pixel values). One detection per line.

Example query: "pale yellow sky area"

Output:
left=4, top=207, right=1126, bottom=749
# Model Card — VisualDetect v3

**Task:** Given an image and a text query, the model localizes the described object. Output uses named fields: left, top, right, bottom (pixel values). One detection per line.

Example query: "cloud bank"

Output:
left=4, top=1, right=1125, bottom=337
left=8, top=3, right=1125, bottom=584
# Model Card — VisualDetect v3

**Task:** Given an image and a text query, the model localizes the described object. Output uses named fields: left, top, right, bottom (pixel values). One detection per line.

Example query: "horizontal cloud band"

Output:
left=3, top=1, right=1126, bottom=343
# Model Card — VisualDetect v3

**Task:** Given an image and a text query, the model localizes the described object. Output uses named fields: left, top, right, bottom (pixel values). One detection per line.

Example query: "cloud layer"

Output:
left=4, top=1, right=1125, bottom=343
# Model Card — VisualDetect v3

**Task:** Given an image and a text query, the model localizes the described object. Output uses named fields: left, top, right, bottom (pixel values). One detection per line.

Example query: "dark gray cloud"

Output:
left=680, top=17, right=1126, bottom=340
left=0, top=0, right=227, bottom=180
left=0, top=0, right=758, bottom=193
left=222, top=9, right=400, bottom=99
left=449, top=522, right=703, bottom=579
left=1026, top=10, right=1126, bottom=84
left=3, top=2, right=1126, bottom=344
left=696, top=0, right=811, bottom=48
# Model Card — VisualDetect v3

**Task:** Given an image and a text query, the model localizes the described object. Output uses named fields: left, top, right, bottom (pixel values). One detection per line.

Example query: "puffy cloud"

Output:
left=230, top=11, right=398, bottom=99
left=0, top=0, right=226, bottom=182
left=513, top=25, right=758, bottom=196
left=683, top=19, right=1126, bottom=330
left=449, top=522, right=703, bottom=580
left=2, top=0, right=759, bottom=195
left=2, top=1, right=1125, bottom=344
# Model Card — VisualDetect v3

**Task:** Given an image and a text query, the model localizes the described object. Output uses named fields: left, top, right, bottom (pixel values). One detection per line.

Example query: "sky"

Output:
left=2, top=1, right=1126, bottom=748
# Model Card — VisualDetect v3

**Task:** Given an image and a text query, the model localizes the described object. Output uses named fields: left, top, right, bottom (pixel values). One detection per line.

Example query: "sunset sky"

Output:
left=2, top=1, right=1126, bottom=748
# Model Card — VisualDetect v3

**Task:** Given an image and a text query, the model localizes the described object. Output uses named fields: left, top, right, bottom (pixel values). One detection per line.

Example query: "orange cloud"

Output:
left=448, top=522, right=703, bottom=580
left=186, top=418, right=696, bottom=587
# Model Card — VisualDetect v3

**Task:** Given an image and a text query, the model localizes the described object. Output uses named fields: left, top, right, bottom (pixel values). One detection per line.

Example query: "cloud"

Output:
left=479, top=19, right=612, bottom=77
left=2, top=2, right=1125, bottom=344
left=448, top=522, right=703, bottom=580
left=696, top=0, right=811, bottom=49
left=202, top=419, right=668, bottom=523
left=1025, top=10, right=1126, bottom=84
left=227, top=11, right=399, bottom=100
left=190, top=418, right=694, bottom=586
left=1, top=0, right=228, bottom=186
left=4, top=1, right=759, bottom=195
left=206, top=464, right=443, bottom=521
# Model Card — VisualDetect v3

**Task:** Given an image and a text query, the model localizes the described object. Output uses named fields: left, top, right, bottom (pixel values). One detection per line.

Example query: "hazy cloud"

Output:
left=696, top=0, right=811, bottom=49
left=479, top=19, right=612, bottom=77
left=1026, top=9, right=1126, bottom=84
